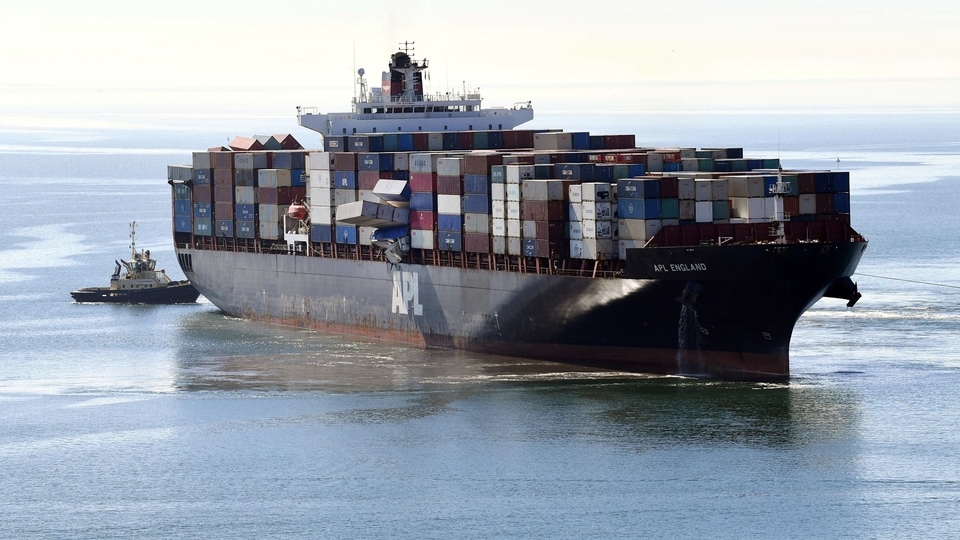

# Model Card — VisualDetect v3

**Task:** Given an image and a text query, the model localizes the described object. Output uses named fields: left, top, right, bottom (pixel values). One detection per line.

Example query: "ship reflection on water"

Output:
left=173, top=311, right=859, bottom=448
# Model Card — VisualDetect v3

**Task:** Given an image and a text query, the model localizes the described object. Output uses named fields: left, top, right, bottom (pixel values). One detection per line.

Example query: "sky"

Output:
left=2, top=0, right=959, bottom=131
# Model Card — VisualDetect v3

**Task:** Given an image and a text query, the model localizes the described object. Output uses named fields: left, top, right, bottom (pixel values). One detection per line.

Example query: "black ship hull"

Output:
left=70, top=281, right=201, bottom=304
left=175, top=240, right=866, bottom=381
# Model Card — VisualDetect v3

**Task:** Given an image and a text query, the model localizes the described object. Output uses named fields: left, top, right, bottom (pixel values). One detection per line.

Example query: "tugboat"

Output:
left=71, top=222, right=200, bottom=304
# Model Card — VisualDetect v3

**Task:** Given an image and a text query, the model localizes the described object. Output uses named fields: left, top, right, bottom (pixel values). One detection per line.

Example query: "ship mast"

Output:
left=769, top=167, right=790, bottom=244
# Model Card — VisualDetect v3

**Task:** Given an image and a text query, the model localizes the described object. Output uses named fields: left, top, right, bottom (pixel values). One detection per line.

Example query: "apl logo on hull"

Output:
left=391, top=271, right=423, bottom=316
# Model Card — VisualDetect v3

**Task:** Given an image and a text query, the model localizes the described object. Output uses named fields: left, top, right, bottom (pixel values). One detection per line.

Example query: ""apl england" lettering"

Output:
left=391, top=271, right=423, bottom=316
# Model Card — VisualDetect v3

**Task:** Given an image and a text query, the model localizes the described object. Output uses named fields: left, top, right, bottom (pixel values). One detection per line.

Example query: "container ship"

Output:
left=166, top=44, right=867, bottom=381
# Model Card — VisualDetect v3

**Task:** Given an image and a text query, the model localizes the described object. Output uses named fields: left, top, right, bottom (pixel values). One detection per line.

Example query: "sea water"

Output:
left=1, top=112, right=959, bottom=539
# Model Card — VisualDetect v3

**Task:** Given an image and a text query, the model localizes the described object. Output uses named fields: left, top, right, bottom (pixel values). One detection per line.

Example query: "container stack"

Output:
left=170, top=129, right=856, bottom=262
left=307, top=151, right=335, bottom=243
left=570, top=182, right=614, bottom=260
left=409, top=153, right=440, bottom=250
left=436, top=157, right=464, bottom=252
left=462, top=153, right=500, bottom=254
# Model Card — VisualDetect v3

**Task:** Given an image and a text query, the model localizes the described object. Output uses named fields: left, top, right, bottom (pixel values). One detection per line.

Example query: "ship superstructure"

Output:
left=297, top=42, right=533, bottom=139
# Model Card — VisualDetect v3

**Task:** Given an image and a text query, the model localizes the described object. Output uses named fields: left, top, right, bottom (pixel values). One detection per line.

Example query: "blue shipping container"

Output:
left=174, top=199, right=192, bottom=217
left=335, top=224, right=358, bottom=244
left=410, top=192, right=436, bottom=211
left=174, top=216, right=192, bottom=233
left=291, top=168, right=306, bottom=187
left=831, top=171, right=850, bottom=192
left=235, top=204, right=256, bottom=221
left=437, top=214, right=462, bottom=232
left=463, top=175, right=490, bottom=194
left=834, top=192, right=851, bottom=213
left=437, top=231, right=462, bottom=251
left=215, top=220, right=234, bottom=237
left=236, top=220, right=256, bottom=239
left=398, top=134, right=415, bottom=152
left=571, top=132, right=591, bottom=150
left=310, top=224, right=332, bottom=243
left=324, top=136, right=347, bottom=152
left=618, top=198, right=646, bottom=219
left=334, top=171, right=357, bottom=189
left=462, top=194, right=491, bottom=214
left=193, top=202, right=212, bottom=219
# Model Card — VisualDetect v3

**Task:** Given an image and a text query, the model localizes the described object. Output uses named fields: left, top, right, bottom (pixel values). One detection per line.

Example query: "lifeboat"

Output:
left=287, top=203, right=308, bottom=221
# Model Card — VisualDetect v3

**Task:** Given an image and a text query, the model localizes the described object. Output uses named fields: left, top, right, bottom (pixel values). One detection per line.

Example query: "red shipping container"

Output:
left=412, top=133, right=430, bottom=151
left=332, top=152, right=357, bottom=171
left=211, top=151, right=234, bottom=169
left=358, top=170, right=380, bottom=190
left=457, top=131, right=474, bottom=151
left=277, top=187, right=294, bottom=205
left=214, top=186, right=234, bottom=202
left=258, top=187, right=278, bottom=205
left=410, top=210, right=436, bottom=230
left=193, top=184, right=212, bottom=203
left=437, top=175, right=462, bottom=195
left=815, top=193, right=835, bottom=214
left=214, top=202, right=233, bottom=219
left=798, top=173, right=817, bottom=194
left=464, top=233, right=491, bottom=253
left=410, top=172, right=438, bottom=192
left=214, top=168, right=233, bottom=187
left=464, top=153, right=503, bottom=175
left=659, top=176, right=679, bottom=198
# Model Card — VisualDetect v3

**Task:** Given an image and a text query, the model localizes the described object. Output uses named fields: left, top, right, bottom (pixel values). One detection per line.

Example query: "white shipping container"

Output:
left=799, top=193, right=817, bottom=215
left=646, top=152, right=664, bottom=173
left=373, top=179, right=410, bottom=205
left=235, top=186, right=255, bottom=205
left=727, top=175, right=765, bottom=198
left=335, top=200, right=380, bottom=226
left=678, top=177, right=696, bottom=200
left=333, top=189, right=357, bottom=206
left=522, top=179, right=549, bottom=201
left=569, top=239, right=584, bottom=258
left=507, top=219, right=521, bottom=238
left=568, top=221, right=583, bottom=240
left=644, top=219, right=662, bottom=240
left=569, top=184, right=582, bottom=203
left=464, top=213, right=489, bottom=234
left=506, top=201, right=521, bottom=220
left=582, top=238, right=615, bottom=259
left=568, top=202, right=584, bottom=222
left=308, top=152, right=335, bottom=171
left=358, top=226, right=377, bottom=246
left=492, top=199, right=505, bottom=219
left=695, top=179, right=713, bottom=201
left=492, top=235, right=506, bottom=254
left=310, top=186, right=334, bottom=205
left=507, top=236, right=522, bottom=256
left=618, top=218, right=646, bottom=241
left=595, top=220, right=613, bottom=239
left=411, top=229, right=435, bottom=249
left=506, top=164, right=535, bottom=184
left=491, top=183, right=506, bottom=201
left=392, top=152, right=409, bottom=171
left=314, top=206, right=333, bottom=225
left=731, top=197, right=767, bottom=219
left=259, top=204, right=279, bottom=223
left=582, top=219, right=598, bottom=239
left=765, top=197, right=777, bottom=218
left=522, top=220, right=538, bottom=238
left=583, top=201, right=612, bottom=221
left=534, top=131, right=573, bottom=151
left=492, top=218, right=507, bottom=237
left=358, top=189, right=379, bottom=203
left=711, top=179, right=729, bottom=201
left=681, top=158, right=699, bottom=172
left=581, top=182, right=612, bottom=202
left=409, top=153, right=440, bottom=173
left=309, top=169, right=332, bottom=189
left=506, top=183, right=521, bottom=201
left=437, top=194, right=462, bottom=214
left=437, top=157, right=463, bottom=177
left=695, top=201, right=714, bottom=223
left=259, top=221, right=279, bottom=240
